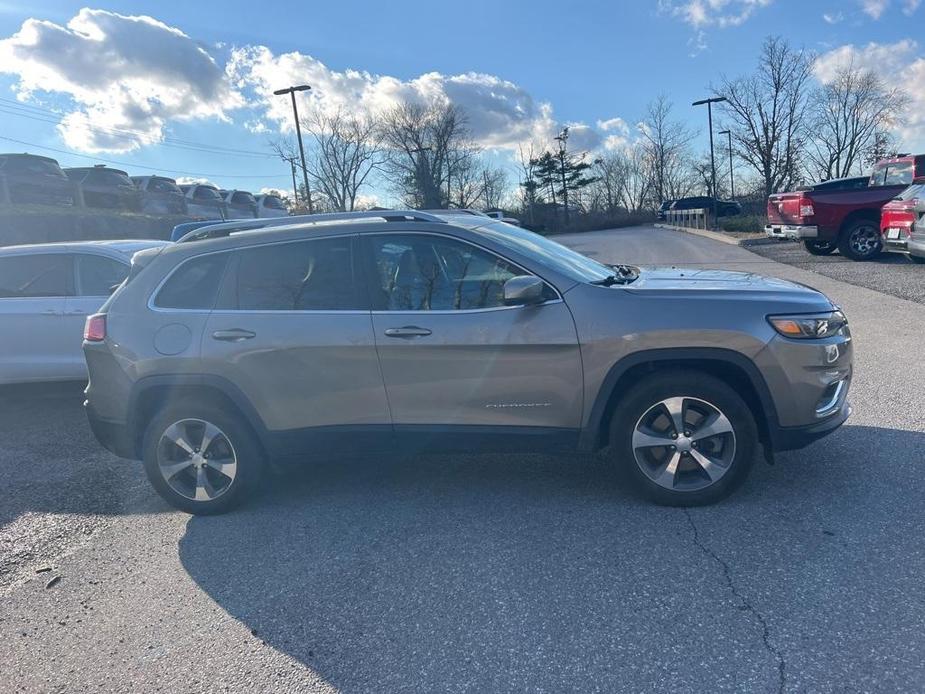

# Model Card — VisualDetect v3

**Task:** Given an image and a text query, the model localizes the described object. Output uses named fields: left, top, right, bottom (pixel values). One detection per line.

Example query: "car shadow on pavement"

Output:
left=179, top=424, right=925, bottom=692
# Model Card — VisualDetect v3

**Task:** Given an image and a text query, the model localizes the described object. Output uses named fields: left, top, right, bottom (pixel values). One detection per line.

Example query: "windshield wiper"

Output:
left=590, top=264, right=639, bottom=286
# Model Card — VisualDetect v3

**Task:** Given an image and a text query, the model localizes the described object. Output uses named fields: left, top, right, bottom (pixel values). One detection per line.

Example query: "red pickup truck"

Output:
left=766, top=154, right=925, bottom=260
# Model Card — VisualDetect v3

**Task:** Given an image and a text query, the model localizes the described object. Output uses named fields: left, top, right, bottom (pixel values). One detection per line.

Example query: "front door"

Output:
left=363, top=232, right=583, bottom=437
left=201, top=234, right=391, bottom=456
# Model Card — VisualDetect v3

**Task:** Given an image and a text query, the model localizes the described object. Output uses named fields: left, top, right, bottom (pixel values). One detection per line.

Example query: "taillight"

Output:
left=799, top=195, right=814, bottom=218
left=84, top=313, right=106, bottom=342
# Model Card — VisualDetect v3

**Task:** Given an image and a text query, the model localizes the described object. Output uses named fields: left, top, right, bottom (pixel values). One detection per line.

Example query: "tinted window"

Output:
left=368, top=234, right=539, bottom=311
left=76, top=254, right=128, bottom=296
left=0, top=254, right=72, bottom=298
left=194, top=186, right=221, bottom=200
left=221, top=237, right=361, bottom=311
left=231, top=192, right=255, bottom=204
left=154, top=253, right=227, bottom=310
left=263, top=195, right=285, bottom=209
left=148, top=178, right=181, bottom=194
left=86, top=170, right=132, bottom=186
left=870, top=161, right=914, bottom=187
left=2, top=156, right=65, bottom=177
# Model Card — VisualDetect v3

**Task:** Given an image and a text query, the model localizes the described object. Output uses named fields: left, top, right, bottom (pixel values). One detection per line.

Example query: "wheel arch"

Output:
left=579, top=348, right=779, bottom=452
left=838, top=208, right=880, bottom=236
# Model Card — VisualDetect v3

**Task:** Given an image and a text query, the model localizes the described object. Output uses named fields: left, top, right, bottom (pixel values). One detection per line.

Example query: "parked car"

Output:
left=254, top=193, right=289, bottom=218
left=83, top=210, right=852, bottom=514
left=657, top=200, right=675, bottom=221
left=880, top=180, right=924, bottom=260
left=219, top=189, right=258, bottom=218
left=670, top=197, right=742, bottom=217
left=767, top=154, right=925, bottom=260
left=65, top=166, right=141, bottom=211
left=132, top=175, right=188, bottom=215
left=898, top=179, right=925, bottom=264
left=0, top=240, right=168, bottom=384
left=0, top=153, right=74, bottom=207
left=485, top=210, right=522, bottom=226
left=179, top=183, right=229, bottom=220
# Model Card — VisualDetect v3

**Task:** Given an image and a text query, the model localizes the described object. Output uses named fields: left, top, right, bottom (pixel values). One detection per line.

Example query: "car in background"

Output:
left=254, top=193, right=289, bottom=218
left=485, top=210, right=522, bottom=226
left=670, top=196, right=742, bottom=217
left=895, top=179, right=925, bottom=264
left=0, top=153, right=75, bottom=207
left=766, top=154, right=924, bottom=260
left=179, top=183, right=229, bottom=220
left=132, top=175, right=188, bottom=215
left=219, top=189, right=258, bottom=218
left=657, top=200, right=675, bottom=221
left=0, top=240, right=168, bottom=384
left=65, top=166, right=141, bottom=211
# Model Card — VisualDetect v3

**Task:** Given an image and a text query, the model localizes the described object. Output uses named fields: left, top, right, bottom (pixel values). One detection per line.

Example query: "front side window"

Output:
left=0, top=254, right=72, bottom=298
left=194, top=186, right=221, bottom=200
left=367, top=234, right=539, bottom=311
left=220, top=237, right=362, bottom=311
left=263, top=195, right=285, bottom=209
left=231, top=192, right=255, bottom=204
left=154, top=253, right=228, bottom=310
left=76, top=254, right=128, bottom=296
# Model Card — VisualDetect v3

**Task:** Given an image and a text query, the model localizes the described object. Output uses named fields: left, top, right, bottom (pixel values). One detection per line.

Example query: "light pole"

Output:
left=692, top=96, right=727, bottom=226
left=274, top=84, right=313, bottom=214
left=718, top=129, right=734, bottom=200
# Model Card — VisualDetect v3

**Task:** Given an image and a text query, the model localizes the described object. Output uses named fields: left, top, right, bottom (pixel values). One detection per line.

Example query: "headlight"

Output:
left=768, top=311, right=848, bottom=339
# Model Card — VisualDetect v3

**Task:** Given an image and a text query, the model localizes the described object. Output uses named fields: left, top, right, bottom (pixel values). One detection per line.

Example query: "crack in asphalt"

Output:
left=684, top=509, right=786, bottom=694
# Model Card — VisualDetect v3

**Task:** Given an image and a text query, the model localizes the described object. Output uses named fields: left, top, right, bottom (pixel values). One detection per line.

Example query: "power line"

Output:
left=0, top=135, right=290, bottom=180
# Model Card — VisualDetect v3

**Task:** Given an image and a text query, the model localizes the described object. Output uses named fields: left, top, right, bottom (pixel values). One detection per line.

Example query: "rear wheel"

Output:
left=142, top=401, right=263, bottom=515
left=803, top=239, right=836, bottom=256
left=838, top=220, right=882, bottom=261
left=609, top=372, right=758, bottom=506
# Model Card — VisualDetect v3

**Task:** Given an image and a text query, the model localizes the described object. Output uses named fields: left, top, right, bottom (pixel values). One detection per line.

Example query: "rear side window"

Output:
left=263, top=195, right=285, bottom=209
left=194, top=186, right=221, bottom=200
left=219, top=237, right=362, bottom=311
left=0, top=254, right=72, bottom=298
left=76, top=254, right=128, bottom=296
left=154, top=253, right=228, bottom=310
left=148, top=178, right=180, bottom=194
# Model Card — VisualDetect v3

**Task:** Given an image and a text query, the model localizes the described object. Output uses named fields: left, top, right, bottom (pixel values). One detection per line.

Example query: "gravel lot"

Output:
left=2, top=226, right=924, bottom=693
left=745, top=238, right=925, bottom=305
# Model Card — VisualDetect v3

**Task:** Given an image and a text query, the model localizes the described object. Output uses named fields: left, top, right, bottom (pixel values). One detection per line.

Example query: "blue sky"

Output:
left=0, top=0, right=922, bottom=201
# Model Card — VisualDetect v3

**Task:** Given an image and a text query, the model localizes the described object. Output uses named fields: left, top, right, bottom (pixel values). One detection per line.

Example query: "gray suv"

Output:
left=83, top=211, right=853, bottom=514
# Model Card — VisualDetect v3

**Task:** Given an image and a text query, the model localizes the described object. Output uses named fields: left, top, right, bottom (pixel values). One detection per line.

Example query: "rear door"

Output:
left=67, top=252, right=130, bottom=363
left=363, top=232, right=583, bottom=438
left=0, top=252, right=74, bottom=382
left=202, top=235, right=391, bottom=455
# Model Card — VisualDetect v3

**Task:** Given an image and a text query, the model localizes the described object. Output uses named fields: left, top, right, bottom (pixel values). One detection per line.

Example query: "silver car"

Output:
left=83, top=211, right=853, bottom=514
left=0, top=240, right=168, bottom=384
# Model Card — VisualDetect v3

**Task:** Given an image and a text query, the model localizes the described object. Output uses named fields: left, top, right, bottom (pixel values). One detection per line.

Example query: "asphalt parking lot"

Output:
left=2, top=225, right=925, bottom=693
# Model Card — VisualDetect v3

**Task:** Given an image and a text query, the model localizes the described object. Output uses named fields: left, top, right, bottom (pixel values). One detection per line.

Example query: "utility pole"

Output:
left=718, top=129, right=734, bottom=200
left=274, top=84, right=313, bottom=214
left=287, top=158, right=300, bottom=205
left=692, top=96, right=727, bottom=226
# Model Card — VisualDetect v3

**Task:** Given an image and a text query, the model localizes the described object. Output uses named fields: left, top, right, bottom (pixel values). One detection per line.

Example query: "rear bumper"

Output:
left=769, top=400, right=851, bottom=451
left=85, top=401, right=136, bottom=460
left=765, top=224, right=818, bottom=239
left=906, top=235, right=925, bottom=258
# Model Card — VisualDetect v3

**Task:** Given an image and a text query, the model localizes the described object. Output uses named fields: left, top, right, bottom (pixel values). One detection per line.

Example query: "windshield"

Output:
left=473, top=221, right=613, bottom=283
left=870, top=161, right=914, bottom=187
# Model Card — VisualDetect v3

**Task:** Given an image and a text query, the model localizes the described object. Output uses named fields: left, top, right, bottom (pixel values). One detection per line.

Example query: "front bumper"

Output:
left=765, top=224, right=818, bottom=239
left=770, top=400, right=851, bottom=451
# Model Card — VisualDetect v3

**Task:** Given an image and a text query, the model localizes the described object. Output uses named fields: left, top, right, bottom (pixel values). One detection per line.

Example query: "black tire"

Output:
left=907, top=253, right=925, bottom=265
left=142, top=399, right=263, bottom=515
left=837, top=220, right=882, bottom=261
left=609, top=371, right=758, bottom=506
left=803, top=239, right=837, bottom=256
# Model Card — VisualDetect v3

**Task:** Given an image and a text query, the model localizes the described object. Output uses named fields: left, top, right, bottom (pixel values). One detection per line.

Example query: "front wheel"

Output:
left=609, top=372, right=758, bottom=506
left=838, top=220, right=882, bottom=261
left=803, top=239, right=836, bottom=256
left=142, top=401, right=263, bottom=515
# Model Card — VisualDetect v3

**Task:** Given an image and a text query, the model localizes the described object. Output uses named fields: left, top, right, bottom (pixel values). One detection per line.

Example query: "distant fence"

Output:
left=665, top=208, right=711, bottom=230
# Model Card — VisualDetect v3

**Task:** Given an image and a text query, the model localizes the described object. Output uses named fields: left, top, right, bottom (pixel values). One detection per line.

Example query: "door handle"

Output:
left=211, top=329, right=256, bottom=342
left=384, top=326, right=432, bottom=338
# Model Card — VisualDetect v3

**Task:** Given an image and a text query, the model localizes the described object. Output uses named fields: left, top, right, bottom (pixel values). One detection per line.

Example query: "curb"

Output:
left=654, top=223, right=746, bottom=246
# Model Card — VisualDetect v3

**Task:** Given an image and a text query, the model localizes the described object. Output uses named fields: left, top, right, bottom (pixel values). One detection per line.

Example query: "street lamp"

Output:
left=718, top=129, right=734, bottom=200
left=274, top=84, right=313, bottom=214
left=692, top=96, right=727, bottom=226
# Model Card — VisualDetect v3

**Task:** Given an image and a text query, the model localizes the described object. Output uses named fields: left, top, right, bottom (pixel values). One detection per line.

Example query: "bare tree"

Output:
left=297, top=108, right=384, bottom=212
left=806, top=62, right=909, bottom=180
left=714, top=36, right=814, bottom=196
left=379, top=101, right=475, bottom=208
left=638, top=96, right=697, bottom=204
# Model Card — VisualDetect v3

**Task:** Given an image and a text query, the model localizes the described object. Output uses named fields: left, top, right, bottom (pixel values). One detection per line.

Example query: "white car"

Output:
left=254, top=193, right=290, bottom=218
left=0, top=240, right=169, bottom=384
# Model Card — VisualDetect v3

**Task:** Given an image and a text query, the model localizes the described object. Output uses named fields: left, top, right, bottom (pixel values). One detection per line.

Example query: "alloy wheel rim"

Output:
left=850, top=226, right=879, bottom=255
left=156, top=418, right=238, bottom=502
left=632, top=396, right=736, bottom=492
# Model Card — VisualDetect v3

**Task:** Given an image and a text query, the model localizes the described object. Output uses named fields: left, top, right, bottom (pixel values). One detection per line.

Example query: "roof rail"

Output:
left=176, top=209, right=447, bottom=243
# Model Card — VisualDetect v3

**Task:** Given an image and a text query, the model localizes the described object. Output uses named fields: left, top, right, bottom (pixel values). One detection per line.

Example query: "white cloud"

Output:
left=0, top=8, right=244, bottom=153
left=660, top=0, right=773, bottom=28
left=903, top=0, right=921, bottom=14
left=860, top=0, right=890, bottom=18
left=815, top=40, right=925, bottom=151
left=822, top=11, right=844, bottom=23
left=175, top=176, right=218, bottom=187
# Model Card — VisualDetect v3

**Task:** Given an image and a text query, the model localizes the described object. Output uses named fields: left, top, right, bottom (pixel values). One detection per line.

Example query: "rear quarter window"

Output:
left=153, top=253, right=228, bottom=310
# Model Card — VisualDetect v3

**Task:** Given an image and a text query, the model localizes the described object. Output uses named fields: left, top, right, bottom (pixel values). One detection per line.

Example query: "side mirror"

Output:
left=503, top=275, right=546, bottom=306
